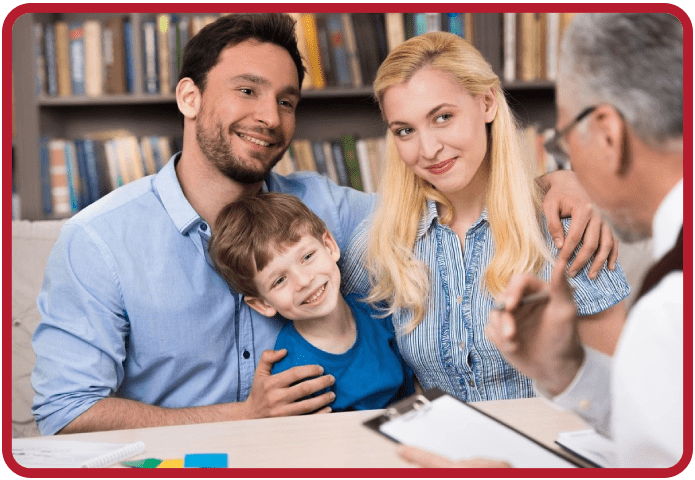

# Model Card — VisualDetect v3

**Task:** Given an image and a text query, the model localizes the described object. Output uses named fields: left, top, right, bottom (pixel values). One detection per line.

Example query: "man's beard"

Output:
left=196, top=117, right=286, bottom=185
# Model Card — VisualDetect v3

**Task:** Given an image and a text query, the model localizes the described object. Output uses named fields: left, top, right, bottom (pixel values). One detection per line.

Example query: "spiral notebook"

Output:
left=364, top=388, right=584, bottom=468
left=12, top=438, right=145, bottom=468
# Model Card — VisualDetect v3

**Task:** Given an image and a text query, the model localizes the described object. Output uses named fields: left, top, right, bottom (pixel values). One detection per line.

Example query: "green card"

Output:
left=122, top=458, right=163, bottom=468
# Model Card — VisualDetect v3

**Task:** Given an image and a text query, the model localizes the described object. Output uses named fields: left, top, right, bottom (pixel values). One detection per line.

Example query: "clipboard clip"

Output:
left=384, top=394, right=432, bottom=421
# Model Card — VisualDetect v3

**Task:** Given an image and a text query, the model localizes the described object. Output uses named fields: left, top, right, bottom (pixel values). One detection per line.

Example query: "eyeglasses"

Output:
left=543, top=105, right=597, bottom=169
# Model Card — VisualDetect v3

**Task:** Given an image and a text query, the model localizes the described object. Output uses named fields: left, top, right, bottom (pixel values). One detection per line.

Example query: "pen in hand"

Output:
left=492, top=292, right=550, bottom=312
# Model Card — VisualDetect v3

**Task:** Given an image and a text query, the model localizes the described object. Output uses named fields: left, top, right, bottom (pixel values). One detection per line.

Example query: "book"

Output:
left=54, top=21, right=71, bottom=96
left=123, top=19, right=135, bottom=93
left=142, top=19, right=158, bottom=94
left=545, top=13, right=561, bottom=81
left=311, top=140, right=328, bottom=176
left=47, top=139, right=71, bottom=215
left=81, top=138, right=103, bottom=204
left=63, top=140, right=81, bottom=212
left=341, top=133, right=363, bottom=191
left=351, top=13, right=385, bottom=87
left=288, top=13, right=314, bottom=90
left=321, top=140, right=339, bottom=185
left=445, top=13, right=465, bottom=38
left=340, top=13, right=362, bottom=87
left=473, top=13, right=503, bottom=78
left=315, top=14, right=336, bottom=87
left=331, top=140, right=350, bottom=186
left=83, top=20, right=103, bottom=97
left=12, top=439, right=145, bottom=468
left=326, top=13, right=352, bottom=87
left=292, top=139, right=317, bottom=172
left=385, top=13, right=405, bottom=52
left=103, top=16, right=126, bottom=95
left=44, top=23, right=58, bottom=96
left=73, top=139, right=90, bottom=209
left=39, top=136, right=53, bottom=215
left=273, top=150, right=296, bottom=175
left=301, top=13, right=325, bottom=89
left=364, top=388, right=582, bottom=468
left=355, top=138, right=374, bottom=193
left=68, top=23, right=85, bottom=96
left=503, top=13, right=516, bottom=83
left=34, top=23, right=46, bottom=96
left=156, top=14, right=171, bottom=94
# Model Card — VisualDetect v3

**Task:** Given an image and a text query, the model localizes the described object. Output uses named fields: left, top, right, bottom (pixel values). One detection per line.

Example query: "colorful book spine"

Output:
left=326, top=14, right=352, bottom=87
left=73, top=139, right=89, bottom=209
left=68, top=23, right=85, bottom=96
left=82, top=138, right=101, bottom=205
left=301, top=13, right=325, bottom=89
left=315, top=15, right=335, bottom=87
left=156, top=13, right=171, bottom=94
left=340, top=13, right=362, bottom=87
left=446, top=13, right=464, bottom=37
left=311, top=141, right=328, bottom=175
left=103, top=16, right=126, bottom=95
left=48, top=139, right=70, bottom=215
left=64, top=140, right=81, bottom=212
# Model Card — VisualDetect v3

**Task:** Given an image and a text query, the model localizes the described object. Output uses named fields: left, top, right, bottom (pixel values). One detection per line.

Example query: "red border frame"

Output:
left=3, top=3, right=693, bottom=478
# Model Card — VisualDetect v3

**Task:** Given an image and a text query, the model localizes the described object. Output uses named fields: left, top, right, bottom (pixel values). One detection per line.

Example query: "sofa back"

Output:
left=11, top=220, right=66, bottom=437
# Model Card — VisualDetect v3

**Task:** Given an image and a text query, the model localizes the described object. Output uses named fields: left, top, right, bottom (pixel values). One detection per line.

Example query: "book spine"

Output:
left=341, top=134, right=363, bottom=191
left=446, top=13, right=464, bottom=37
left=315, top=14, right=335, bottom=87
left=326, top=14, right=352, bottom=87
left=311, top=141, right=328, bottom=175
left=355, top=139, right=374, bottom=193
left=123, top=20, right=135, bottom=93
left=142, top=20, right=159, bottom=94
left=39, top=136, right=53, bottom=215
left=385, top=13, right=405, bottom=51
left=322, top=141, right=339, bottom=185
left=48, top=140, right=70, bottom=214
left=73, top=139, right=89, bottom=209
left=63, top=140, right=81, bottom=212
left=68, top=23, right=85, bottom=96
left=83, top=20, right=103, bottom=97
left=54, top=21, right=71, bottom=96
left=503, top=13, right=516, bottom=83
left=169, top=15, right=181, bottom=92
left=331, top=140, right=350, bottom=186
left=34, top=23, right=46, bottom=96
left=340, top=14, right=362, bottom=87
left=82, top=138, right=101, bottom=204
left=288, top=13, right=314, bottom=90
left=301, top=13, right=325, bottom=89
left=44, top=23, right=58, bottom=96
left=156, top=14, right=171, bottom=94
left=546, top=13, right=560, bottom=81
left=103, top=17, right=126, bottom=95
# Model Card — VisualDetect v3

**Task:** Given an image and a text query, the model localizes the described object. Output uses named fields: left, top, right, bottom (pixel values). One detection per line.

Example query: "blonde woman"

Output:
left=341, top=32, right=629, bottom=402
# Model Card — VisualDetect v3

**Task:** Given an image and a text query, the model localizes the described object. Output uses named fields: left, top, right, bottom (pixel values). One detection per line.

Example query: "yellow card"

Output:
left=156, top=458, right=185, bottom=468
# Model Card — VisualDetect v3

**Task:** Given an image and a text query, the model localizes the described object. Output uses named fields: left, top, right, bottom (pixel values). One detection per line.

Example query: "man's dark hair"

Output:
left=179, top=13, right=305, bottom=92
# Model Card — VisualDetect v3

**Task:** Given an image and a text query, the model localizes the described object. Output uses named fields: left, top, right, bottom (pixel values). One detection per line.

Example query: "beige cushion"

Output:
left=12, top=220, right=66, bottom=437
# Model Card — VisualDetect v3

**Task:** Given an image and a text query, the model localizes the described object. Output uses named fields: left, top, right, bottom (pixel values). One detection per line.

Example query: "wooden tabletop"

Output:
left=21, top=396, right=592, bottom=468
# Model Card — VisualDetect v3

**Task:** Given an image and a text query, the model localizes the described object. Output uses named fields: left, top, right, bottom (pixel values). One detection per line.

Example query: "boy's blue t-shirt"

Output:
left=271, top=293, right=414, bottom=411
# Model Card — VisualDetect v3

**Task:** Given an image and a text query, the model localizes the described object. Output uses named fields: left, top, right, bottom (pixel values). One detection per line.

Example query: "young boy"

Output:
left=209, top=192, right=414, bottom=412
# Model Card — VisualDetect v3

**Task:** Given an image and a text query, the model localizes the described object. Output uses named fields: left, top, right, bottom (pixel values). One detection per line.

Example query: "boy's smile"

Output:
left=244, top=231, right=343, bottom=323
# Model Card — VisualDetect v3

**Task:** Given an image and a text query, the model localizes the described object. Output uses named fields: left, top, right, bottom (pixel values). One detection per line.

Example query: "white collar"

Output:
left=651, top=180, right=683, bottom=259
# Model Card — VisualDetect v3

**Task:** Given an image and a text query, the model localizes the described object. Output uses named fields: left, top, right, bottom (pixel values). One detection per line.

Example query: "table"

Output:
left=20, top=397, right=592, bottom=468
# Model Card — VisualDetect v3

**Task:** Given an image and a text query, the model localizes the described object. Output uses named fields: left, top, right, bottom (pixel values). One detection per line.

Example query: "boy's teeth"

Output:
left=304, top=284, right=325, bottom=304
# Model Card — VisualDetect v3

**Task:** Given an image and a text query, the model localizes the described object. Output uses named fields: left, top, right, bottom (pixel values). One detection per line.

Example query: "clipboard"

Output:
left=364, top=388, right=587, bottom=468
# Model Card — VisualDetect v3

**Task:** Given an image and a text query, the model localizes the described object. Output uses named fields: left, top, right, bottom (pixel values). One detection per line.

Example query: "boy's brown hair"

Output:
left=209, top=192, right=329, bottom=297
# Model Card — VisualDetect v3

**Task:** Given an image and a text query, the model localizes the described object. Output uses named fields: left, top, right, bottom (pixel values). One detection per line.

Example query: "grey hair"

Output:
left=557, top=13, right=683, bottom=150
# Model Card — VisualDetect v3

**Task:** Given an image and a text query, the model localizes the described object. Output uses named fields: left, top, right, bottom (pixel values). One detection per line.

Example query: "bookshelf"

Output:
left=11, top=11, right=561, bottom=221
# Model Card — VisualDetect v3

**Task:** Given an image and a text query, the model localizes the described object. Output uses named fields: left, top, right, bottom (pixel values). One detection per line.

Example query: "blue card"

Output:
left=183, top=453, right=228, bottom=468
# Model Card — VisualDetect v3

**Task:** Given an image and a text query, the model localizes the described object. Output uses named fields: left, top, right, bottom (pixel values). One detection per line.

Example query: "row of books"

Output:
left=40, top=132, right=178, bottom=216
left=275, top=134, right=387, bottom=193
left=34, top=14, right=223, bottom=97
left=34, top=11, right=574, bottom=98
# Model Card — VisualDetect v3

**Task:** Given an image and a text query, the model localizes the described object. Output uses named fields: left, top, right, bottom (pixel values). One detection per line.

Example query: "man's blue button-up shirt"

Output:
left=31, top=154, right=374, bottom=435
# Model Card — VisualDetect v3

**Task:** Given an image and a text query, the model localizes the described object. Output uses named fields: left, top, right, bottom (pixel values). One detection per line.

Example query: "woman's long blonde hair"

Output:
left=366, top=32, right=550, bottom=332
